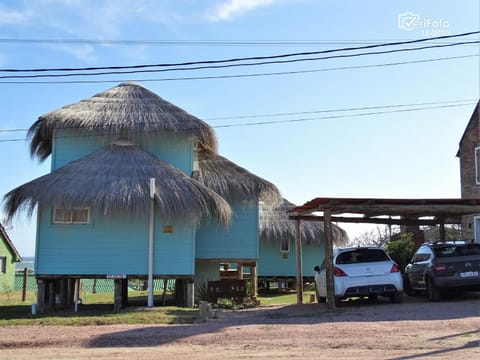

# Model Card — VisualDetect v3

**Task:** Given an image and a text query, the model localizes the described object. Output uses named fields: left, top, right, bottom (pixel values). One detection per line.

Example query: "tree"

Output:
left=421, top=224, right=462, bottom=242
left=385, top=233, right=416, bottom=273
left=350, top=225, right=399, bottom=247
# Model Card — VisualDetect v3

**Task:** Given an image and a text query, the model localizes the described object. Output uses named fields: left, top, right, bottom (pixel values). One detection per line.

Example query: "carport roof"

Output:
left=288, top=197, right=480, bottom=225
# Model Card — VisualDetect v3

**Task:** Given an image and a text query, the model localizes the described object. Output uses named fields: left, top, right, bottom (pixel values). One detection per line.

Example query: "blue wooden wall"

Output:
left=258, top=240, right=325, bottom=278
left=35, top=206, right=195, bottom=276
left=52, top=129, right=193, bottom=175
left=196, top=201, right=259, bottom=260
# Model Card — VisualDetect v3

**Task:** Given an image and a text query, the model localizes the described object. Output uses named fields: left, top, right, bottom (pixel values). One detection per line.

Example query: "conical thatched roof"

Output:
left=4, top=143, right=231, bottom=224
left=259, top=198, right=349, bottom=246
left=28, top=82, right=217, bottom=161
left=193, top=150, right=281, bottom=205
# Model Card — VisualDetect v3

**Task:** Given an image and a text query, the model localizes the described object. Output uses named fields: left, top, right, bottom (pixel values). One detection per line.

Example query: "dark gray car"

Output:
left=404, top=241, right=480, bottom=301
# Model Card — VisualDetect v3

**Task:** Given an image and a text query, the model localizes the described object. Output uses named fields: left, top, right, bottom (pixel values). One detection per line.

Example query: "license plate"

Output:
left=460, top=271, right=479, bottom=278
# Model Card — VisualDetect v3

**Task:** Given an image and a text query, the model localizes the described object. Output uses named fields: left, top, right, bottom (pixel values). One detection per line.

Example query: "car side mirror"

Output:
left=314, top=265, right=320, bottom=272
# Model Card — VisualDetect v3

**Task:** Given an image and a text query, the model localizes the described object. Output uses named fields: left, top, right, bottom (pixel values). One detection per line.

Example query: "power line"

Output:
left=1, top=31, right=478, bottom=73
left=213, top=103, right=477, bottom=128
left=0, top=53, right=477, bottom=85
left=204, top=99, right=478, bottom=121
left=1, top=41, right=478, bottom=80
left=0, top=38, right=477, bottom=46
left=0, top=102, right=475, bottom=143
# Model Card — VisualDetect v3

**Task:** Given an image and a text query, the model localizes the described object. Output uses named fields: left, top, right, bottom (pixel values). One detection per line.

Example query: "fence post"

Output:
left=22, top=267, right=28, bottom=302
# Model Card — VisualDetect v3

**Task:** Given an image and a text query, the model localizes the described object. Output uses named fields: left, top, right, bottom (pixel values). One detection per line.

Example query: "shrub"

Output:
left=385, top=233, right=416, bottom=273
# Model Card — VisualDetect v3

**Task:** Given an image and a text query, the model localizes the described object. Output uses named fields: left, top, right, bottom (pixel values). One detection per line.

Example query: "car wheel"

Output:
left=390, top=291, right=403, bottom=303
left=403, top=276, right=416, bottom=296
left=334, top=296, right=343, bottom=307
left=426, top=277, right=441, bottom=302
left=367, top=294, right=378, bottom=302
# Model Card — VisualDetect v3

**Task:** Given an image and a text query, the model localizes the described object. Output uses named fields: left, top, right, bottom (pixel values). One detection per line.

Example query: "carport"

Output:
left=288, top=197, right=480, bottom=309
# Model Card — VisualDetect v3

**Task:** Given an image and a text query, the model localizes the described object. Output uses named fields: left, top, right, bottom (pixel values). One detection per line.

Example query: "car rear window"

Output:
left=335, top=249, right=389, bottom=264
left=434, top=244, right=480, bottom=258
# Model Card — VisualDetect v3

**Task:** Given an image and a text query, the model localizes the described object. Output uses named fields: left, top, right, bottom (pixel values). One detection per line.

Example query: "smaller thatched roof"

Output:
left=4, top=143, right=231, bottom=225
left=28, top=82, right=217, bottom=161
left=193, top=150, right=281, bottom=205
left=259, top=198, right=348, bottom=246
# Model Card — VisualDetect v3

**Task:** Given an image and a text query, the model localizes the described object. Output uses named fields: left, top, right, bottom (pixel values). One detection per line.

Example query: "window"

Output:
left=475, top=147, right=480, bottom=185
left=280, top=239, right=289, bottom=252
left=0, top=257, right=6, bottom=273
left=53, top=208, right=90, bottom=224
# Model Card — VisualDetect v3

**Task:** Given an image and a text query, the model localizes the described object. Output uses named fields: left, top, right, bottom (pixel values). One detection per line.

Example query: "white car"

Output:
left=314, top=247, right=403, bottom=304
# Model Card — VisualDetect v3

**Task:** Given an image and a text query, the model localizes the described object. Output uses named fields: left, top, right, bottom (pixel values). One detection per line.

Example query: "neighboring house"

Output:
left=457, top=100, right=480, bottom=241
left=258, top=199, right=348, bottom=285
left=3, top=82, right=280, bottom=310
left=0, top=223, right=22, bottom=291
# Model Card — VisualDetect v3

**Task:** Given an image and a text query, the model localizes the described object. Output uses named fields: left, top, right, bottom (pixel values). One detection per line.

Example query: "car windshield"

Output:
left=335, top=248, right=389, bottom=264
left=434, top=244, right=480, bottom=258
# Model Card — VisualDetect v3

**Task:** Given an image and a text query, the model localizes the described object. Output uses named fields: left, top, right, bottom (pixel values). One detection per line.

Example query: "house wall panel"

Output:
left=53, top=130, right=193, bottom=175
left=35, top=207, right=195, bottom=276
left=196, top=202, right=258, bottom=260
left=258, top=240, right=325, bottom=278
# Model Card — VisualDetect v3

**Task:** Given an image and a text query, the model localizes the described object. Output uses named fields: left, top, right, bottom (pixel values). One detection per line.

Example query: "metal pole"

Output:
left=147, top=178, right=155, bottom=308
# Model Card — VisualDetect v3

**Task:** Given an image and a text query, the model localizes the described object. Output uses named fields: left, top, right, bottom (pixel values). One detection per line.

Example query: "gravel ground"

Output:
left=1, top=292, right=479, bottom=359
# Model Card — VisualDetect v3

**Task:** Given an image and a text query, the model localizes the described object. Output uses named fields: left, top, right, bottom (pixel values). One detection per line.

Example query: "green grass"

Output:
left=0, top=288, right=316, bottom=326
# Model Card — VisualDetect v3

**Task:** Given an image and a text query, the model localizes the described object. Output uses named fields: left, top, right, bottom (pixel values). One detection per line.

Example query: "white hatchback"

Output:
left=314, top=247, right=403, bottom=304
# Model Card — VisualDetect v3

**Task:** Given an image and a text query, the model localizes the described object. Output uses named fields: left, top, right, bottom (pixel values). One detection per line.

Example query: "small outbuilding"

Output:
left=0, top=223, right=22, bottom=292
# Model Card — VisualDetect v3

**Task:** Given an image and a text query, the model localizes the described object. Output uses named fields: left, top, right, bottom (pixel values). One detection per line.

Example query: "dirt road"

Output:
left=1, top=293, right=479, bottom=359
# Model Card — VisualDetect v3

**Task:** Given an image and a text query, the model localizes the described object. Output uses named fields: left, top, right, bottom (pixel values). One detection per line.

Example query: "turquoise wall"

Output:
left=196, top=201, right=258, bottom=260
left=258, top=240, right=325, bottom=278
left=35, top=206, right=195, bottom=276
left=52, top=129, right=194, bottom=175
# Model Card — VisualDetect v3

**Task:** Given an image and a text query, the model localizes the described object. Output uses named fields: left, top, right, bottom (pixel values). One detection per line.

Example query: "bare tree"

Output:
left=350, top=225, right=399, bottom=247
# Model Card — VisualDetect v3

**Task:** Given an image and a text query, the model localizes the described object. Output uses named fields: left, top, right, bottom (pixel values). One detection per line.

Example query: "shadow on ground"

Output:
left=87, top=291, right=480, bottom=348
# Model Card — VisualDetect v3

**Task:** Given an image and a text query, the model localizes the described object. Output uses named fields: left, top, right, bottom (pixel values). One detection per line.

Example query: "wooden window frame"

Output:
left=475, top=147, right=480, bottom=185
left=0, top=256, right=6, bottom=273
left=53, top=207, right=90, bottom=224
left=280, top=238, right=290, bottom=253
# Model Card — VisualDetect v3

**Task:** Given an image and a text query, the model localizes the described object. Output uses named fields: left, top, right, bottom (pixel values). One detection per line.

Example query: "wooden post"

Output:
left=324, top=209, right=336, bottom=309
left=22, top=267, right=28, bottom=302
left=186, top=280, right=194, bottom=308
left=295, top=219, right=303, bottom=304
left=251, top=263, right=258, bottom=298
left=162, top=279, right=168, bottom=306
left=37, top=279, right=45, bottom=314
left=48, top=281, right=55, bottom=310
left=439, top=222, right=446, bottom=242
left=237, top=264, right=244, bottom=279
left=92, top=279, right=97, bottom=294
left=113, top=279, right=123, bottom=312
left=147, top=178, right=155, bottom=308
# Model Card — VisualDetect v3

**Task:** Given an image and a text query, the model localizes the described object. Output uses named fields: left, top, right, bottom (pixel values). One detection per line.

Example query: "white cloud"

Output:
left=0, top=6, right=33, bottom=25
left=208, top=0, right=275, bottom=22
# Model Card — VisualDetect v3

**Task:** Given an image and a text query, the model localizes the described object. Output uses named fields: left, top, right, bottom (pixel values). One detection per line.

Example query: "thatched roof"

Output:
left=193, top=150, right=281, bottom=205
left=259, top=198, right=348, bottom=246
left=28, top=82, right=217, bottom=161
left=4, top=143, right=231, bottom=224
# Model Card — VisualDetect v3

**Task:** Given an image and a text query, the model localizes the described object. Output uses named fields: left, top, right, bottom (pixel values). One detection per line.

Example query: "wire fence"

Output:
left=14, top=274, right=176, bottom=294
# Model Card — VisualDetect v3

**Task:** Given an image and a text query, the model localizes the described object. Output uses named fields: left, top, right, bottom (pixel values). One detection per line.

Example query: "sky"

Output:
left=0, top=0, right=479, bottom=256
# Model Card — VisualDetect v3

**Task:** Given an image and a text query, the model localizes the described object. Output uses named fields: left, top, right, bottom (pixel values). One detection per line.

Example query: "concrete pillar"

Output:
left=250, top=263, right=258, bottom=298
left=186, top=280, right=194, bottom=308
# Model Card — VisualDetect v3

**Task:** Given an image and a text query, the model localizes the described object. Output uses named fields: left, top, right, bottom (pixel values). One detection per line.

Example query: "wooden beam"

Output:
left=324, top=209, right=335, bottom=310
left=289, top=215, right=460, bottom=226
left=295, top=219, right=303, bottom=304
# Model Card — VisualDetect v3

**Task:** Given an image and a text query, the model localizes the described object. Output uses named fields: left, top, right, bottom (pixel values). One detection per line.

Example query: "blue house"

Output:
left=258, top=199, right=348, bottom=288
left=4, top=83, right=280, bottom=311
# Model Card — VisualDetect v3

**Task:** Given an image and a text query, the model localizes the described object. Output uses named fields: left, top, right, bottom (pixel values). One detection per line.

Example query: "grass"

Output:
left=0, top=288, right=317, bottom=326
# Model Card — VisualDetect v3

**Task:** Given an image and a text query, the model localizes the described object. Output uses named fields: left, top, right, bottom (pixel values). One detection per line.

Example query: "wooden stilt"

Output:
left=37, top=279, right=45, bottom=314
left=295, top=219, right=303, bottom=304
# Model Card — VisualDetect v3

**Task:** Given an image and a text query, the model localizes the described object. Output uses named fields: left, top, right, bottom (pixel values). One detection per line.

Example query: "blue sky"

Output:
left=0, top=0, right=479, bottom=256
